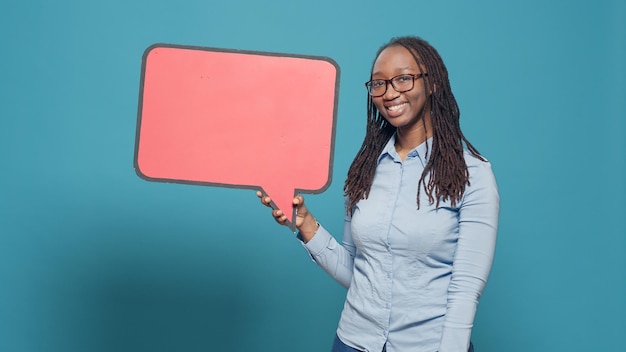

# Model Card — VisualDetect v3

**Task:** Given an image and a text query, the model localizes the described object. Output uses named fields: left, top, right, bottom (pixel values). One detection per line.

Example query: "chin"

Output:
left=384, top=115, right=413, bottom=128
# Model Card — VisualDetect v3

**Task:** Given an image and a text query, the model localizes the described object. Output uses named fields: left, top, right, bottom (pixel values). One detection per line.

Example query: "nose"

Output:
left=382, top=81, right=400, bottom=100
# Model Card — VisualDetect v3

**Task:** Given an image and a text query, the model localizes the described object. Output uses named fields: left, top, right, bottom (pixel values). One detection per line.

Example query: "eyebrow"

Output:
left=371, top=66, right=415, bottom=76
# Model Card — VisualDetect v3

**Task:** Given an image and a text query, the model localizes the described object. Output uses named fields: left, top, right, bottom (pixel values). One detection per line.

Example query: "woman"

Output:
left=258, top=36, right=499, bottom=352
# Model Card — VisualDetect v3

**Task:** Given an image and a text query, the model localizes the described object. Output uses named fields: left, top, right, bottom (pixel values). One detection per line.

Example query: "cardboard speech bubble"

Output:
left=134, top=44, right=339, bottom=231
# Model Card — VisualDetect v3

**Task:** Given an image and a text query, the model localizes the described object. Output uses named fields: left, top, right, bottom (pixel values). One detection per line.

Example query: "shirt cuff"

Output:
left=296, top=224, right=332, bottom=259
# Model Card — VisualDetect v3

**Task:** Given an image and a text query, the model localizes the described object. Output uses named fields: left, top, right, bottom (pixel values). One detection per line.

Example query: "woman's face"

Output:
left=370, top=45, right=430, bottom=129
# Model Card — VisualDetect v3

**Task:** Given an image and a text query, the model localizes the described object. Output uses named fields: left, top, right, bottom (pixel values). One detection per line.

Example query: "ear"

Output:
left=431, top=83, right=437, bottom=94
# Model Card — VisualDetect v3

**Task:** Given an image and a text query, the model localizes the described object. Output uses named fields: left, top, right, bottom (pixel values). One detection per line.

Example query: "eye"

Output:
left=370, top=80, right=386, bottom=88
left=395, top=75, right=413, bottom=83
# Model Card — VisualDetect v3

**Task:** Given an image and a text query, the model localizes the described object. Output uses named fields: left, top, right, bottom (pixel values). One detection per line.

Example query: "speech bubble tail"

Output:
left=261, top=185, right=297, bottom=233
left=286, top=212, right=297, bottom=233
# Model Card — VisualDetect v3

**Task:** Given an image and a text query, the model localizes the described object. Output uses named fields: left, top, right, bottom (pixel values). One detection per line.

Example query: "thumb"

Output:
left=293, top=194, right=311, bottom=222
left=292, top=195, right=318, bottom=239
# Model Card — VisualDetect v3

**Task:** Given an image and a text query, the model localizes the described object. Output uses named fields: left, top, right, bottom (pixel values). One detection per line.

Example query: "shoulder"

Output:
left=462, top=150, right=499, bottom=201
left=463, top=150, right=495, bottom=175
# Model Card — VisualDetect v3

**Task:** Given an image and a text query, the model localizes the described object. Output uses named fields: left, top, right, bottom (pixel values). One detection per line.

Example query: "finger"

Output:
left=256, top=191, right=274, bottom=207
left=259, top=196, right=271, bottom=207
left=273, top=210, right=287, bottom=225
left=273, top=209, right=284, bottom=219
left=293, top=195, right=308, bottom=216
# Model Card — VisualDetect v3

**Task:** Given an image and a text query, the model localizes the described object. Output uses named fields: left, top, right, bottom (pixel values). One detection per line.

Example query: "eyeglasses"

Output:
left=364, top=73, right=428, bottom=97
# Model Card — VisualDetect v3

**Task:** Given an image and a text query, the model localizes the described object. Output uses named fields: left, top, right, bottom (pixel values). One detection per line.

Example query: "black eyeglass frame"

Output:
left=364, top=73, right=428, bottom=97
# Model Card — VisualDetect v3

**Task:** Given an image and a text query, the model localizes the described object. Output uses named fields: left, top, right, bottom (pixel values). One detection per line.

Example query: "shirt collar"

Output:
left=377, top=133, right=433, bottom=164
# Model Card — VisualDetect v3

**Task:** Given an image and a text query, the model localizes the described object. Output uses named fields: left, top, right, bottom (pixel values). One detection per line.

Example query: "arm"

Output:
left=257, top=191, right=356, bottom=288
left=299, top=211, right=356, bottom=288
left=438, top=161, right=500, bottom=352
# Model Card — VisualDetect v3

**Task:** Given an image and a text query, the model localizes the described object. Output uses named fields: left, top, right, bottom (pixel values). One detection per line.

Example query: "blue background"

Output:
left=1, top=0, right=624, bottom=351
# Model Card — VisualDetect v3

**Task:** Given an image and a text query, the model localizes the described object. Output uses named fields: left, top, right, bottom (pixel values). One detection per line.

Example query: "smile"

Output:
left=386, top=102, right=408, bottom=112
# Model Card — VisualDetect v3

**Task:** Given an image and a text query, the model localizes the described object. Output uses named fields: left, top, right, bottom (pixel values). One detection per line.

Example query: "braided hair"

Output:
left=344, top=36, right=485, bottom=213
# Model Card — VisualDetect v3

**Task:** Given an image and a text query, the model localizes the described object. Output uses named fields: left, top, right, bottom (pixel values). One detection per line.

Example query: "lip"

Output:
left=384, top=102, right=408, bottom=117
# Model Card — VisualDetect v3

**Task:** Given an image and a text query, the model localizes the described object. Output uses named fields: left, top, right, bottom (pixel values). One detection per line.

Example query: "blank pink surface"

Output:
left=136, top=46, right=338, bottom=225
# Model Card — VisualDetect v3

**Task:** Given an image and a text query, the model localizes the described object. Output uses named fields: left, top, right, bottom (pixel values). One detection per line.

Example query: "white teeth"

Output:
left=387, top=103, right=407, bottom=112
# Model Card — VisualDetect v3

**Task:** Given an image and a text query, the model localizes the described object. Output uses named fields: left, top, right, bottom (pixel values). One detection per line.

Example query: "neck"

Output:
left=395, top=112, right=433, bottom=152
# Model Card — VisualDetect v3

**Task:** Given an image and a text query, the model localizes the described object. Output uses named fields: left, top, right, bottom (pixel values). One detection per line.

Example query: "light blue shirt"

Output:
left=301, top=136, right=499, bottom=352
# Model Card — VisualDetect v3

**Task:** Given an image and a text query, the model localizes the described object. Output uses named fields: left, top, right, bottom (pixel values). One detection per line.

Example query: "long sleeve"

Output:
left=438, top=160, right=500, bottom=352
left=298, top=210, right=356, bottom=288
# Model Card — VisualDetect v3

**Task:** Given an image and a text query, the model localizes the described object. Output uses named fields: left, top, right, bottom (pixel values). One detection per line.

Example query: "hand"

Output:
left=256, top=191, right=319, bottom=242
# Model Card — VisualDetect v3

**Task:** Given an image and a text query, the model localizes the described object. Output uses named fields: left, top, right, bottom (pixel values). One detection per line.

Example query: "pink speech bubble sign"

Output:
left=134, top=44, right=339, bottom=231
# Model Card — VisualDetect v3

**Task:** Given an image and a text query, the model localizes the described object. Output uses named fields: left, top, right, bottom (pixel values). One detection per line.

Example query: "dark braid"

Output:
left=344, top=36, right=485, bottom=214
